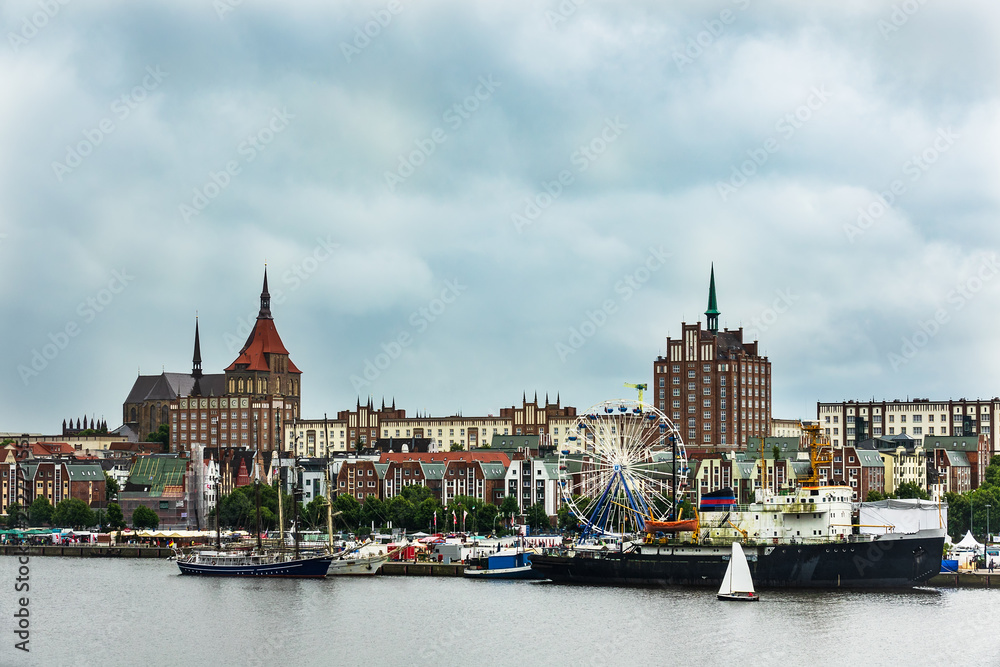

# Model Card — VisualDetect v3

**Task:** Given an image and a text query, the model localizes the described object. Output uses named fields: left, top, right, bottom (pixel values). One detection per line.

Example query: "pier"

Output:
left=0, top=545, right=173, bottom=558
left=378, top=562, right=465, bottom=576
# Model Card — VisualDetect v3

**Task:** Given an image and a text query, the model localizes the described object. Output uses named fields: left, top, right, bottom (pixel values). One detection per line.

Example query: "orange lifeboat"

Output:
left=644, top=519, right=698, bottom=533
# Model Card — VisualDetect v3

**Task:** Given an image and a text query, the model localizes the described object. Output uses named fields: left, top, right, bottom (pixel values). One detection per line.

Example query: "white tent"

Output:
left=953, top=530, right=983, bottom=551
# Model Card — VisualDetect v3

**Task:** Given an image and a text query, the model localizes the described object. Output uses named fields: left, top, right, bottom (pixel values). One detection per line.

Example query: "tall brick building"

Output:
left=652, top=266, right=772, bottom=447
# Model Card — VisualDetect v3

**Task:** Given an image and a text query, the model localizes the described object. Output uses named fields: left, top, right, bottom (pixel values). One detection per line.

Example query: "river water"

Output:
left=2, top=556, right=999, bottom=666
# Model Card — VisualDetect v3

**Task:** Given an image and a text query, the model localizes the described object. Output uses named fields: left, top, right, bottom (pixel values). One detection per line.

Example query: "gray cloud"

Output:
left=2, top=0, right=999, bottom=432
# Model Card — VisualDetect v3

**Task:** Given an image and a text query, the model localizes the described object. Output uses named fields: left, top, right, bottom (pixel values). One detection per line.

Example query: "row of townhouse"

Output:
left=275, top=450, right=563, bottom=519
left=285, top=396, right=580, bottom=457
left=689, top=432, right=988, bottom=504
left=0, top=445, right=107, bottom=515
left=817, top=398, right=999, bottom=452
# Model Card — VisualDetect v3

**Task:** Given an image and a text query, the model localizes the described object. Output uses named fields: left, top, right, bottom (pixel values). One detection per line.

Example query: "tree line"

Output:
left=212, top=483, right=553, bottom=535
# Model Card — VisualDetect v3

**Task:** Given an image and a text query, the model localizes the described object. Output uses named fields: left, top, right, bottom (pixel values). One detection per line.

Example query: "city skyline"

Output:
left=3, top=1, right=1000, bottom=433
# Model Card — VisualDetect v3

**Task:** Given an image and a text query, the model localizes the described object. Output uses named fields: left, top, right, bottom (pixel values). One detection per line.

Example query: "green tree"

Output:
left=5, top=502, right=24, bottom=529
left=53, top=498, right=96, bottom=529
left=386, top=495, right=414, bottom=530
left=477, top=502, right=499, bottom=535
left=983, top=455, right=1000, bottom=489
left=332, top=494, right=362, bottom=529
left=866, top=490, right=889, bottom=502
left=361, top=495, right=388, bottom=531
left=302, top=496, right=329, bottom=530
left=499, top=495, right=520, bottom=525
left=106, top=502, right=126, bottom=530
left=145, top=424, right=169, bottom=444
left=132, top=505, right=159, bottom=529
left=95, top=509, right=108, bottom=532
left=104, top=473, right=120, bottom=502
left=449, top=442, right=465, bottom=452
left=525, top=502, right=550, bottom=532
left=895, top=481, right=930, bottom=500
left=28, top=496, right=53, bottom=526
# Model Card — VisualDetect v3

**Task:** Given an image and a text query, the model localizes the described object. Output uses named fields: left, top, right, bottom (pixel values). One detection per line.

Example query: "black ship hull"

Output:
left=531, top=530, right=945, bottom=589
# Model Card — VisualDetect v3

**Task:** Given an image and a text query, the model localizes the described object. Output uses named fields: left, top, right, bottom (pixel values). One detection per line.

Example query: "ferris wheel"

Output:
left=558, top=399, right=689, bottom=539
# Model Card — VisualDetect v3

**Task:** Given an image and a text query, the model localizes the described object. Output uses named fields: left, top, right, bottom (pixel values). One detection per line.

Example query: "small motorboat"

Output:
left=465, top=550, right=543, bottom=580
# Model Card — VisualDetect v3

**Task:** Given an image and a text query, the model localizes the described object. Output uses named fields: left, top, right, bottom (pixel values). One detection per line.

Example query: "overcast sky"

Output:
left=2, top=0, right=999, bottom=434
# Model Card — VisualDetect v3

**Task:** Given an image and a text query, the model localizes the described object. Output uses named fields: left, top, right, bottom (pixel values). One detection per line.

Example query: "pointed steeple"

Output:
left=705, top=263, right=720, bottom=334
left=258, top=266, right=272, bottom=320
left=192, top=316, right=203, bottom=379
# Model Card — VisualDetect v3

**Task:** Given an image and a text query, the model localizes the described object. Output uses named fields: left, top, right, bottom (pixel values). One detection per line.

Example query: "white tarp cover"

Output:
left=858, top=499, right=947, bottom=535
left=953, top=530, right=983, bottom=551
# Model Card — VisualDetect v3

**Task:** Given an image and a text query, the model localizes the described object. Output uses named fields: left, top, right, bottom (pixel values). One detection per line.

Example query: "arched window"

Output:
left=161, top=405, right=169, bottom=424
left=238, top=378, right=244, bottom=393
left=262, top=379, right=267, bottom=394
left=130, top=407, right=137, bottom=422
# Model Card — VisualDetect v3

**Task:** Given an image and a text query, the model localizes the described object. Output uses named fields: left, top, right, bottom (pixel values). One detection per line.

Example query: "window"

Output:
left=900, top=415, right=907, bottom=423
left=673, top=389, right=680, bottom=396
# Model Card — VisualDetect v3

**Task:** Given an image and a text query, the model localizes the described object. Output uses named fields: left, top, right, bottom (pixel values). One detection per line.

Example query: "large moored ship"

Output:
left=531, top=485, right=945, bottom=588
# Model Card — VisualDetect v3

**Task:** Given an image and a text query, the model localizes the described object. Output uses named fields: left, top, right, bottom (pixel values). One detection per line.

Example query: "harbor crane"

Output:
left=623, top=382, right=647, bottom=404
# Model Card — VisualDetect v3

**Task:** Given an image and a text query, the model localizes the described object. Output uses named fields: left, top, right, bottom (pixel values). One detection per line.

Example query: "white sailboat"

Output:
left=717, top=542, right=759, bottom=601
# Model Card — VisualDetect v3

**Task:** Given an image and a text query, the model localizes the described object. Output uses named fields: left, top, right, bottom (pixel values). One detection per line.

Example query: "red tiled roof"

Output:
left=380, top=452, right=511, bottom=466
left=225, top=318, right=301, bottom=373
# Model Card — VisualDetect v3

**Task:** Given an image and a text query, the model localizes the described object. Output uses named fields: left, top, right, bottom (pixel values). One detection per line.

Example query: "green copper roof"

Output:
left=705, top=263, right=720, bottom=316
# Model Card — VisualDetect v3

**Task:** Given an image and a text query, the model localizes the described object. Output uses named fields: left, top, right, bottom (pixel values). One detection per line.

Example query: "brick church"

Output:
left=123, top=269, right=302, bottom=452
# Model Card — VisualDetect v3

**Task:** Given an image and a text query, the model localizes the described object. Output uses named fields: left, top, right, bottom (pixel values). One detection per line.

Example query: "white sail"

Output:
left=726, top=542, right=755, bottom=594
left=718, top=552, right=735, bottom=596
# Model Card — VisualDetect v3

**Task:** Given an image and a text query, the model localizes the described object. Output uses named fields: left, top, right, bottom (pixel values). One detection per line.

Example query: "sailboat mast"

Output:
left=277, top=462, right=285, bottom=552
left=255, top=475, right=263, bottom=552
left=325, top=467, right=334, bottom=551
left=215, top=445, right=222, bottom=550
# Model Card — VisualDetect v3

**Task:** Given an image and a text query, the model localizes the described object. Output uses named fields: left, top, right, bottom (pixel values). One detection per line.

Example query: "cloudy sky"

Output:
left=2, top=0, right=999, bottom=434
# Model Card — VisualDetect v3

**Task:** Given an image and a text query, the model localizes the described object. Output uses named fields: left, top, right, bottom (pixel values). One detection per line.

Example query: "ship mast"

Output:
left=326, top=466, right=334, bottom=552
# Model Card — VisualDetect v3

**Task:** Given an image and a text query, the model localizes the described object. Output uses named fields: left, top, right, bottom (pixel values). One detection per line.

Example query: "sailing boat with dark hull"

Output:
left=176, top=464, right=334, bottom=578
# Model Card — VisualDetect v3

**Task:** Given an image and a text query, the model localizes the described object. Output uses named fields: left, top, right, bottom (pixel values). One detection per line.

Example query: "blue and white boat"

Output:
left=176, top=549, right=335, bottom=578
left=464, top=550, right=543, bottom=580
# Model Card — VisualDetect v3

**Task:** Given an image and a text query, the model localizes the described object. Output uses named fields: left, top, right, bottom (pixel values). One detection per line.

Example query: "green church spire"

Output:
left=705, top=263, right=719, bottom=333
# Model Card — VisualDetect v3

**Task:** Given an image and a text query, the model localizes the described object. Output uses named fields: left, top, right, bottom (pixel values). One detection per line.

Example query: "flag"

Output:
left=168, top=540, right=175, bottom=548
left=433, top=511, right=437, bottom=528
